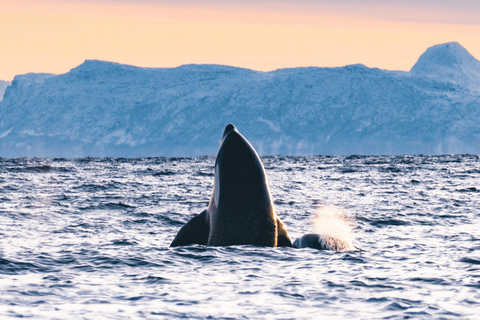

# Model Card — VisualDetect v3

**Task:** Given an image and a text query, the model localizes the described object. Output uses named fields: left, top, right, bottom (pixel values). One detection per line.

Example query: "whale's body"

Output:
left=293, top=234, right=329, bottom=250
left=170, top=124, right=292, bottom=247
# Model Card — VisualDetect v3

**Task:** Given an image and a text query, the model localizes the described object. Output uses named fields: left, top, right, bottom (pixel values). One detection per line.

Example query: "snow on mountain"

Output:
left=1, top=44, right=480, bottom=157
left=0, top=80, right=11, bottom=102
left=410, top=42, right=480, bottom=90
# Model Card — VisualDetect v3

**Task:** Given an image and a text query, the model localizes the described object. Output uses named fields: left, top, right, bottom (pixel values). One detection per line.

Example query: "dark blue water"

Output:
left=0, top=155, right=479, bottom=319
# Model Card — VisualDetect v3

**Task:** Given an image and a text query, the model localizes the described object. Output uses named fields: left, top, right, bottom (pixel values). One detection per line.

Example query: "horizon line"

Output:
left=2, top=41, right=474, bottom=81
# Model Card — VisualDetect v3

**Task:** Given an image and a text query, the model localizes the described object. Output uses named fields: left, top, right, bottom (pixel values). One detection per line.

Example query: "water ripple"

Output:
left=0, top=155, right=479, bottom=319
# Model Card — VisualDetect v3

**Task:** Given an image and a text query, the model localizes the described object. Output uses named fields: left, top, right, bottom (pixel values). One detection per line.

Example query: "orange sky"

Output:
left=1, top=0, right=480, bottom=80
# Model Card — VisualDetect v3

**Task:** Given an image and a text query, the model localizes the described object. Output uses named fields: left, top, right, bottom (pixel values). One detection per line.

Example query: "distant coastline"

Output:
left=1, top=42, right=479, bottom=158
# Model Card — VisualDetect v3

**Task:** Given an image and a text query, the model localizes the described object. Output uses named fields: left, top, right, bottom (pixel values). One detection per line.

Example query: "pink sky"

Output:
left=1, top=0, right=480, bottom=80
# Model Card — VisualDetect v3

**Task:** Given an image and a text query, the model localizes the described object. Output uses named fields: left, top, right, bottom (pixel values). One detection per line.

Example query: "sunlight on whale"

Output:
left=170, top=124, right=292, bottom=247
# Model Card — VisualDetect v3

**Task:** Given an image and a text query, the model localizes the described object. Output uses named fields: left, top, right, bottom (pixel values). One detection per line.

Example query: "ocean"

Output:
left=0, top=155, right=479, bottom=319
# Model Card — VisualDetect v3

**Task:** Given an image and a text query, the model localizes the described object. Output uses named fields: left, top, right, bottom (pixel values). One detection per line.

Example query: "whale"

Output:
left=293, top=233, right=361, bottom=251
left=293, top=234, right=328, bottom=250
left=170, top=124, right=292, bottom=247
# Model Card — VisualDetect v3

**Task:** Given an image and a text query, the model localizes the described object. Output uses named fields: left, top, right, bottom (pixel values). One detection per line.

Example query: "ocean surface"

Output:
left=0, top=155, right=479, bottom=319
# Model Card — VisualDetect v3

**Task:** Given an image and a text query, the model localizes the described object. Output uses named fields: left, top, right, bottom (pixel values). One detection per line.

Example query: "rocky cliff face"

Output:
left=1, top=43, right=479, bottom=157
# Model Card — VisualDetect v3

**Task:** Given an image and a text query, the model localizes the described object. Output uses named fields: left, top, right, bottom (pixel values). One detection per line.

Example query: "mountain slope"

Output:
left=0, top=80, right=11, bottom=102
left=410, top=42, right=480, bottom=90
left=1, top=45, right=480, bottom=157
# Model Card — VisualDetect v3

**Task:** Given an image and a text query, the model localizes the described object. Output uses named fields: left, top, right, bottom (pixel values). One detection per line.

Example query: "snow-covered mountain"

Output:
left=410, top=42, right=480, bottom=90
left=1, top=42, right=479, bottom=157
left=0, top=80, right=11, bottom=102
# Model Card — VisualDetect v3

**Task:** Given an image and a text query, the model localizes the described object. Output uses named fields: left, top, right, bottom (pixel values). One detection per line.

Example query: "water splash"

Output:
left=312, top=206, right=357, bottom=252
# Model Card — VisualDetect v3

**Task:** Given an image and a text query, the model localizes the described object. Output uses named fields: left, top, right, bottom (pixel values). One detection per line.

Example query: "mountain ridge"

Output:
left=1, top=42, right=479, bottom=157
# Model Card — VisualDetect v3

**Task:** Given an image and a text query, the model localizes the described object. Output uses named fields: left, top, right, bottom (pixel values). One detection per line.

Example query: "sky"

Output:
left=1, top=0, right=480, bottom=80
